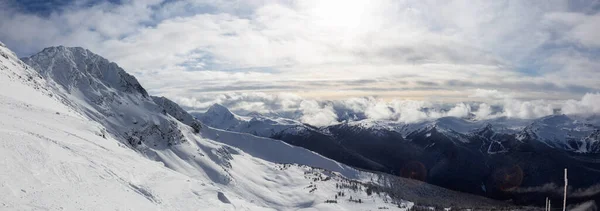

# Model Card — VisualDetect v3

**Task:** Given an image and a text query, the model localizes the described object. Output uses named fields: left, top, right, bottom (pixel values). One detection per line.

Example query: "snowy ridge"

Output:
left=469, top=124, right=510, bottom=154
left=196, top=103, right=305, bottom=137
left=0, top=43, right=77, bottom=117
left=22, top=46, right=148, bottom=97
left=335, top=117, right=531, bottom=140
left=200, top=106, right=600, bottom=155
left=22, top=46, right=188, bottom=149
left=152, top=96, right=202, bottom=133
left=159, top=101, right=362, bottom=179
left=519, top=114, right=600, bottom=153
left=344, top=119, right=398, bottom=137
left=3, top=44, right=423, bottom=210
left=581, top=130, right=600, bottom=153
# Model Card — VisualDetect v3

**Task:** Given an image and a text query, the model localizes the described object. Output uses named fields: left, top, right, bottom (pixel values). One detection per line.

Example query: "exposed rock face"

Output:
left=152, top=96, right=202, bottom=133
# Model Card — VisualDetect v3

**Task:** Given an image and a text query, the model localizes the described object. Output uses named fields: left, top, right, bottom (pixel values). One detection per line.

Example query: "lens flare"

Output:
left=400, top=161, right=427, bottom=181
left=492, top=165, right=524, bottom=191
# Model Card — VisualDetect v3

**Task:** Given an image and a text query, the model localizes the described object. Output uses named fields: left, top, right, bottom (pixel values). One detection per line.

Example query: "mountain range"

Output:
left=0, top=42, right=537, bottom=210
left=195, top=103, right=600, bottom=207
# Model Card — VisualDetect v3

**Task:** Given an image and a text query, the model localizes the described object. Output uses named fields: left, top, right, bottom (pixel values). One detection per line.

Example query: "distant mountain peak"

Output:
left=206, top=103, right=234, bottom=117
left=538, top=114, right=571, bottom=124
left=477, top=123, right=494, bottom=133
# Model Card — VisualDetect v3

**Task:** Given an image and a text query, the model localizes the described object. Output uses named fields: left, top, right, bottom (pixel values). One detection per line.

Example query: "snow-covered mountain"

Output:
left=1, top=43, right=519, bottom=210
left=517, top=114, right=600, bottom=153
left=200, top=105, right=600, bottom=154
left=196, top=103, right=307, bottom=137
left=198, top=104, right=600, bottom=206
left=152, top=96, right=203, bottom=133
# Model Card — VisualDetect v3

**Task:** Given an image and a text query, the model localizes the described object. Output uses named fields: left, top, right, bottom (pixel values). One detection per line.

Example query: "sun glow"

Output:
left=304, top=0, right=372, bottom=29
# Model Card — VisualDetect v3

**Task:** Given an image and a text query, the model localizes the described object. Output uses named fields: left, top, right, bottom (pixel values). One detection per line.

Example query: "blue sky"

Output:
left=1, top=0, right=600, bottom=124
left=7, top=0, right=123, bottom=16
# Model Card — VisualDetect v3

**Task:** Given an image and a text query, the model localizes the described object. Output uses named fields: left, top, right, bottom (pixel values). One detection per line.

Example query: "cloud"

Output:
left=562, top=93, right=600, bottom=116
left=545, top=12, right=600, bottom=48
left=469, top=90, right=600, bottom=119
left=389, top=101, right=433, bottom=123
left=0, top=0, right=162, bottom=56
left=1, top=0, right=600, bottom=112
left=509, top=182, right=600, bottom=196
left=298, top=100, right=339, bottom=127
left=173, top=91, right=600, bottom=126
left=468, top=89, right=558, bottom=119
left=509, top=182, right=600, bottom=208
left=472, top=103, right=505, bottom=120
left=469, top=89, right=509, bottom=100
left=364, top=101, right=395, bottom=121
left=570, top=201, right=597, bottom=211
left=571, top=183, right=600, bottom=198
left=502, top=99, right=556, bottom=119
left=447, top=103, right=471, bottom=117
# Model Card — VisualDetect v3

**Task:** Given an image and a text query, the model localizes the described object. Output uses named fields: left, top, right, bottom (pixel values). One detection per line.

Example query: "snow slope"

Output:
left=0, top=42, right=239, bottom=210
left=3, top=43, right=416, bottom=210
left=0, top=90, right=238, bottom=210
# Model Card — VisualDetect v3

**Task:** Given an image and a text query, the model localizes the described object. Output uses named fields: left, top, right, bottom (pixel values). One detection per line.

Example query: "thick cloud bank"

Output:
left=562, top=93, right=600, bottom=116
left=174, top=91, right=600, bottom=127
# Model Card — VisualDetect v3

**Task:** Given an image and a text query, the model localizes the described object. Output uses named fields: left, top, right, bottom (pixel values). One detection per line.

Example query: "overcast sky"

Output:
left=1, top=0, right=599, bottom=125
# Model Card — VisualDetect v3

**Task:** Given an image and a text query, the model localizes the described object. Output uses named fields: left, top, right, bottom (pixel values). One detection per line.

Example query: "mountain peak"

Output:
left=36, top=46, right=92, bottom=61
left=473, top=123, right=496, bottom=139
left=23, top=46, right=148, bottom=97
left=195, top=104, right=240, bottom=130
left=537, top=114, right=571, bottom=124
left=41, top=45, right=76, bottom=51
left=481, top=123, right=494, bottom=131
left=206, top=103, right=234, bottom=117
